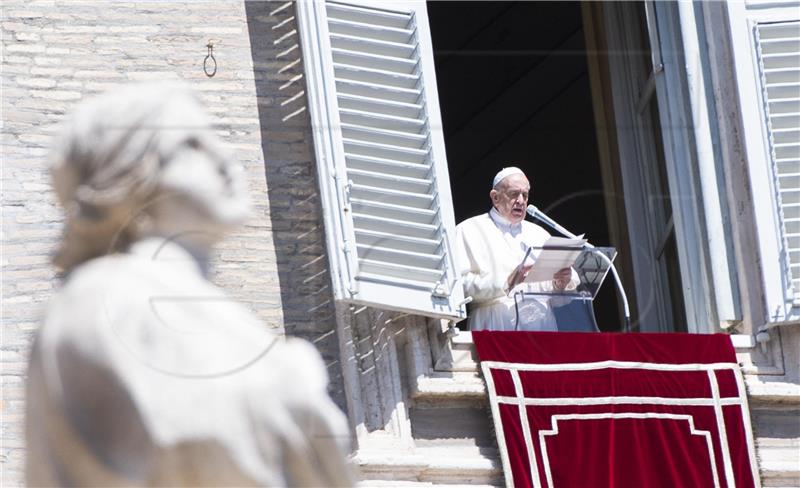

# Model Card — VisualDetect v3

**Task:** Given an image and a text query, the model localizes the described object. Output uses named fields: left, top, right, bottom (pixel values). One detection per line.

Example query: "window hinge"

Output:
left=431, top=280, right=450, bottom=298
left=756, top=317, right=800, bottom=352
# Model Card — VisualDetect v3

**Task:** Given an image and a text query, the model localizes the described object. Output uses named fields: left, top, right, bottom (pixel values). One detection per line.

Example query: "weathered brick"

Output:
left=5, top=44, right=45, bottom=54
left=12, top=77, right=56, bottom=89
left=6, top=10, right=46, bottom=18
left=29, top=89, right=81, bottom=100
left=73, top=70, right=124, bottom=79
left=3, top=55, right=32, bottom=65
left=29, top=66, right=73, bottom=76
left=32, top=56, right=63, bottom=66
left=14, top=32, right=41, bottom=42
left=44, top=47, right=70, bottom=55
left=15, top=282, right=53, bottom=293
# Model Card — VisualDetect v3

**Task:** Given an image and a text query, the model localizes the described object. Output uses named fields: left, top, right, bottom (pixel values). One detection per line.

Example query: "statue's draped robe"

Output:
left=26, top=239, right=354, bottom=487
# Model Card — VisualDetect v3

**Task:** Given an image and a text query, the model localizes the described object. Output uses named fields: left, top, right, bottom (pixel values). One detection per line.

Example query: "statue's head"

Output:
left=51, top=82, right=250, bottom=271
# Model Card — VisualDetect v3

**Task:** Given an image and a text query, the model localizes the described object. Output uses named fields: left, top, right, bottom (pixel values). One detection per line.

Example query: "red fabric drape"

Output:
left=473, top=331, right=758, bottom=488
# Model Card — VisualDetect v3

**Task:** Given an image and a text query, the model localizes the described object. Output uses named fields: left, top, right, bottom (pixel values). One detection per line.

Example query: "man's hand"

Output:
left=505, top=264, right=534, bottom=294
left=552, top=268, right=572, bottom=291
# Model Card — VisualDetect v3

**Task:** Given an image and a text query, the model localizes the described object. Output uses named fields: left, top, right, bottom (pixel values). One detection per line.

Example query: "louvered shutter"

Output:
left=297, top=0, right=466, bottom=320
left=754, top=21, right=800, bottom=302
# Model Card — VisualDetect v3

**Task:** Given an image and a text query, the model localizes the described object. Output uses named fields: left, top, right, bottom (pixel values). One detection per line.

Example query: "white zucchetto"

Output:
left=492, top=166, right=525, bottom=188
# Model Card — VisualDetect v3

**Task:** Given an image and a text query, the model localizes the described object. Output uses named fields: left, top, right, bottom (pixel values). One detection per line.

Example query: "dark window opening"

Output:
left=427, top=1, right=621, bottom=331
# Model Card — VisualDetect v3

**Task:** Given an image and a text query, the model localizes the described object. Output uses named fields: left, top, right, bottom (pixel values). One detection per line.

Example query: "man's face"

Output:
left=490, top=173, right=530, bottom=224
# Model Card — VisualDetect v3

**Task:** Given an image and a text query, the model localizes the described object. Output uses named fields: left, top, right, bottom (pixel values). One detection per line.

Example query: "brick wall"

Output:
left=1, top=1, right=344, bottom=484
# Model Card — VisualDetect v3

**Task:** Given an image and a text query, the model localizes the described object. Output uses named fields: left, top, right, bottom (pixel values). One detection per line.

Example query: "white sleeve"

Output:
left=455, top=221, right=507, bottom=301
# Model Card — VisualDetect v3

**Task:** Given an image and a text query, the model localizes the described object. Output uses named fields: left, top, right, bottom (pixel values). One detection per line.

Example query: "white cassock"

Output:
left=26, top=238, right=354, bottom=487
left=455, top=208, right=576, bottom=332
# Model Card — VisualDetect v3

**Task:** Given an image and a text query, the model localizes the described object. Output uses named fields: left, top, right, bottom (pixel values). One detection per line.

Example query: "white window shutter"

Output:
left=297, top=0, right=466, bottom=321
left=754, top=20, right=800, bottom=303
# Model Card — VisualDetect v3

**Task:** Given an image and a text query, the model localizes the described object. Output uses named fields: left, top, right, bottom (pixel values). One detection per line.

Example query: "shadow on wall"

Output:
left=244, top=1, right=346, bottom=410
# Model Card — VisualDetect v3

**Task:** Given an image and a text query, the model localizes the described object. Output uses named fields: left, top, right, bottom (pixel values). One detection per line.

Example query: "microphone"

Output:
left=526, top=205, right=588, bottom=245
left=526, top=204, right=632, bottom=331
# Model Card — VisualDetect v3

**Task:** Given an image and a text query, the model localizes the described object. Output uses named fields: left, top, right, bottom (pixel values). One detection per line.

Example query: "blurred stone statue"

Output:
left=26, top=83, right=355, bottom=487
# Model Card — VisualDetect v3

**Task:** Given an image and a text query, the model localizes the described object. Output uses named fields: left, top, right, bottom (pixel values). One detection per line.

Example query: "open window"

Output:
left=297, top=0, right=466, bottom=321
left=584, top=1, right=745, bottom=333
left=298, top=1, right=761, bottom=333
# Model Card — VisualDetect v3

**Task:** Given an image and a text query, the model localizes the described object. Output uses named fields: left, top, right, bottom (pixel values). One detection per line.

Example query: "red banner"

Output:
left=473, top=331, right=759, bottom=488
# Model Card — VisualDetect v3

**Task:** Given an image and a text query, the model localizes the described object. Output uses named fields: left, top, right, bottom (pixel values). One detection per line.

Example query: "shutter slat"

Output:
left=334, top=63, right=420, bottom=90
left=328, top=18, right=414, bottom=44
left=764, top=53, right=797, bottom=69
left=358, top=260, right=443, bottom=284
left=780, top=190, right=800, bottom=206
left=327, top=2, right=411, bottom=30
left=351, top=198, right=436, bottom=225
left=332, top=48, right=417, bottom=74
left=764, top=67, right=800, bottom=73
left=766, top=82, right=800, bottom=89
left=769, top=99, right=800, bottom=114
left=774, top=133, right=800, bottom=145
left=357, top=271, right=442, bottom=290
left=354, top=228, right=440, bottom=255
left=765, top=72, right=800, bottom=83
left=759, top=36, right=800, bottom=44
left=762, top=53, right=800, bottom=69
left=775, top=144, right=800, bottom=160
left=767, top=85, right=800, bottom=100
left=328, top=14, right=412, bottom=31
left=336, top=78, right=422, bottom=104
left=353, top=213, right=438, bottom=239
left=344, top=138, right=429, bottom=164
left=758, top=22, right=800, bottom=39
left=330, top=33, right=415, bottom=59
left=347, top=167, right=432, bottom=191
left=350, top=183, right=434, bottom=208
left=342, top=123, right=428, bottom=149
left=340, top=109, right=425, bottom=133
left=759, top=39, right=800, bottom=54
left=345, top=154, right=430, bottom=178
left=356, top=244, right=442, bottom=269
left=767, top=96, right=800, bottom=103
left=771, top=112, right=800, bottom=129
left=778, top=161, right=800, bottom=175
left=338, top=93, right=422, bottom=119
left=765, top=67, right=800, bottom=84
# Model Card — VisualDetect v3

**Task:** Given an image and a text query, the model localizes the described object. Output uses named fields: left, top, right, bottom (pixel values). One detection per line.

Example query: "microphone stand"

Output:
left=529, top=208, right=632, bottom=332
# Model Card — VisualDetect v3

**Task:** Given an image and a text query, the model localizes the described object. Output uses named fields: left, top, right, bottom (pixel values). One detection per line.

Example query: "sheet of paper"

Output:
left=523, top=236, right=586, bottom=283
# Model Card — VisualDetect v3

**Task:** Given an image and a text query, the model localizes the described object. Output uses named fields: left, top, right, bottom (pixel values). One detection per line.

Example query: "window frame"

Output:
left=603, top=1, right=742, bottom=333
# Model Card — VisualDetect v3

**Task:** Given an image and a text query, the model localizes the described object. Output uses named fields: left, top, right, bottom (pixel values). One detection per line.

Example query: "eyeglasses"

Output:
left=502, top=190, right=529, bottom=200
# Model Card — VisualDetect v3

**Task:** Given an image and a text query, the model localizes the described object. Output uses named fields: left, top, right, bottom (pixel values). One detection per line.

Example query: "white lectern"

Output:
left=512, top=246, right=617, bottom=332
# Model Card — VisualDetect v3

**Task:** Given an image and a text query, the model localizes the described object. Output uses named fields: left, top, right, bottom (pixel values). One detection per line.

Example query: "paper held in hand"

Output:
left=521, top=236, right=587, bottom=283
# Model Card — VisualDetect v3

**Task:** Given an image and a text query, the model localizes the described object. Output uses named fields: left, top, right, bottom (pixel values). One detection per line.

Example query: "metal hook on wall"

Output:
left=203, top=39, right=218, bottom=77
